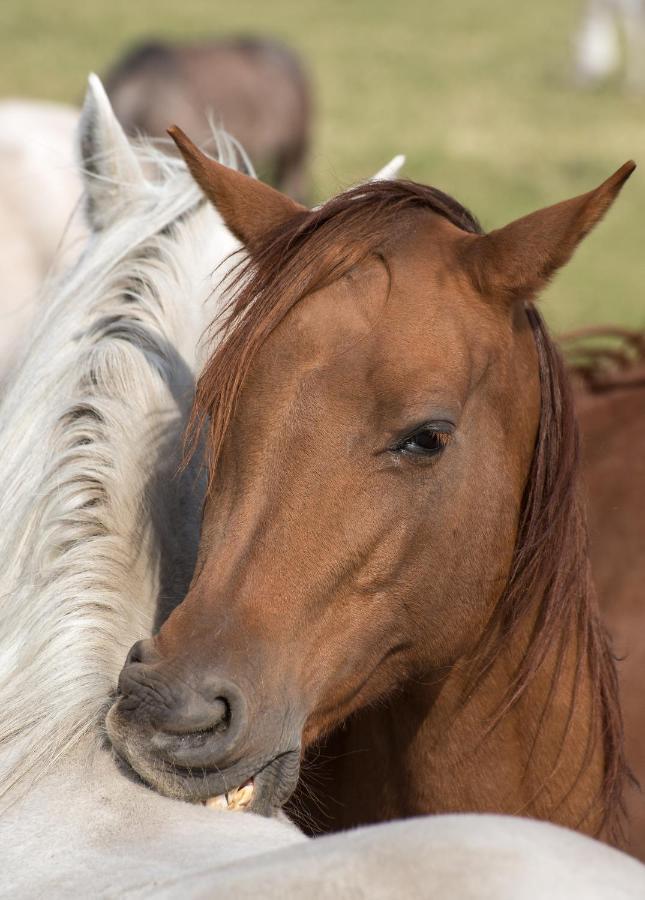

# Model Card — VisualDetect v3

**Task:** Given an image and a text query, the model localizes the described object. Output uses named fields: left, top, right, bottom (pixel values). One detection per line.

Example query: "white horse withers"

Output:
left=0, top=99, right=86, bottom=383
left=1, top=77, right=644, bottom=898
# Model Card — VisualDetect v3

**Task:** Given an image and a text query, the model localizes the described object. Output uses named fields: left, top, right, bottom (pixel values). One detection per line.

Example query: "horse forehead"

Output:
left=271, top=253, right=483, bottom=397
left=281, top=257, right=390, bottom=353
left=278, top=222, right=479, bottom=357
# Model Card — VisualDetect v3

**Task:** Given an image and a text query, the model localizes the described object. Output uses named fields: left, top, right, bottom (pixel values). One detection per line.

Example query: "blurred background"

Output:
left=1, top=0, right=643, bottom=332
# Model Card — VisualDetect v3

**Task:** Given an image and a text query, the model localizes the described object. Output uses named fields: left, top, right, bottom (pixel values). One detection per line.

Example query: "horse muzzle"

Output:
left=105, top=639, right=302, bottom=815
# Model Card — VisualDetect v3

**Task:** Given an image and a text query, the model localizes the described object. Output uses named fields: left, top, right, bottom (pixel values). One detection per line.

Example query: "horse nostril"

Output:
left=124, top=638, right=156, bottom=668
left=124, top=641, right=143, bottom=667
left=116, top=664, right=248, bottom=766
left=210, top=696, right=231, bottom=734
left=160, top=693, right=232, bottom=736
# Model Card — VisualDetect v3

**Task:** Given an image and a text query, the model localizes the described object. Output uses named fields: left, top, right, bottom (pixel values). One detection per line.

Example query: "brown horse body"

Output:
left=566, top=331, right=645, bottom=858
left=104, top=38, right=311, bottom=201
left=105, top=139, right=634, bottom=847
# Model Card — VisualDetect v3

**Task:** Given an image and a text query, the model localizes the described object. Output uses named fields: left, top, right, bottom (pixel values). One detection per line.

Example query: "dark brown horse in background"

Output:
left=105, top=138, right=635, bottom=850
left=564, top=328, right=645, bottom=859
left=103, top=38, right=311, bottom=201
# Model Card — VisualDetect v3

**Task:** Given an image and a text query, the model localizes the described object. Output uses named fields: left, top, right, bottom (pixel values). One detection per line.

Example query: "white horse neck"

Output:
left=0, top=145, right=240, bottom=806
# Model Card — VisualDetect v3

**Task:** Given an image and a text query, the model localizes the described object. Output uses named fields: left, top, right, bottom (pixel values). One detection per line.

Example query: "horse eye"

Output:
left=396, top=427, right=449, bottom=456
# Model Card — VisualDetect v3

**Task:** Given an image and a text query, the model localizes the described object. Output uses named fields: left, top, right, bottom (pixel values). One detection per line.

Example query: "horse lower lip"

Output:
left=204, top=778, right=254, bottom=811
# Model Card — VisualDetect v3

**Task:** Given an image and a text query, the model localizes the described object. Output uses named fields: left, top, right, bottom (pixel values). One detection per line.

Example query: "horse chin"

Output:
left=105, top=705, right=301, bottom=816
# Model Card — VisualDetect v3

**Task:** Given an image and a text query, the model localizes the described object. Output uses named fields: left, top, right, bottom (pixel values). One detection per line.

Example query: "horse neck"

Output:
left=0, top=192, right=236, bottom=806
left=304, top=608, right=607, bottom=839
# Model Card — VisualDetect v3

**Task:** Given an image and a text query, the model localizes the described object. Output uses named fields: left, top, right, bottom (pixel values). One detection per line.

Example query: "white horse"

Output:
left=1, top=77, right=644, bottom=898
left=574, top=0, right=645, bottom=89
left=0, top=99, right=86, bottom=383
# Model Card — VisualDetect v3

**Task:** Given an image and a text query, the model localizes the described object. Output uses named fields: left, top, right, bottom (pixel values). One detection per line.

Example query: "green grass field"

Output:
left=1, top=0, right=643, bottom=330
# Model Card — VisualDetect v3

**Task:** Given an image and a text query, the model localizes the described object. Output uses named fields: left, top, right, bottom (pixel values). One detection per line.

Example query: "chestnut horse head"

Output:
left=107, top=135, right=633, bottom=823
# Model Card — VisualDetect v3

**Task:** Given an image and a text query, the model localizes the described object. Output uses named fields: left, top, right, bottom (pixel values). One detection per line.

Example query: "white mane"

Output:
left=0, top=79, right=244, bottom=806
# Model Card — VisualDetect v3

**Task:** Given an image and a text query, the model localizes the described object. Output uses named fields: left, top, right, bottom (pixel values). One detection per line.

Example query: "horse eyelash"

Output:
left=392, top=426, right=453, bottom=455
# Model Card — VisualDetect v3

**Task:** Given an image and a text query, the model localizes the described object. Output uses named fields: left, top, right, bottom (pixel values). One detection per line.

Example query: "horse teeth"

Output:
left=204, top=793, right=229, bottom=810
left=226, top=781, right=254, bottom=810
left=204, top=780, right=254, bottom=811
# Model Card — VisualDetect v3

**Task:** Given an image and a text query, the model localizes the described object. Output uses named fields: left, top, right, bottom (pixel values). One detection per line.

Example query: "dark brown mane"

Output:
left=561, top=325, right=645, bottom=393
left=468, top=307, right=626, bottom=841
left=187, top=180, right=625, bottom=840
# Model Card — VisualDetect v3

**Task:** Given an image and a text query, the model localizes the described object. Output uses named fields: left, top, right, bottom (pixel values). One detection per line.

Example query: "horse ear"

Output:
left=466, top=162, right=635, bottom=303
left=79, top=73, right=145, bottom=231
left=369, top=154, right=406, bottom=182
left=168, top=125, right=306, bottom=248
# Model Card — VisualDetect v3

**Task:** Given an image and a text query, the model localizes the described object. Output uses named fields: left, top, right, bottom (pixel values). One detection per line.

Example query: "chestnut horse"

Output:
left=107, top=137, right=635, bottom=846
left=564, top=328, right=645, bottom=858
